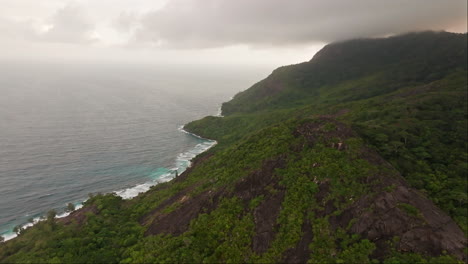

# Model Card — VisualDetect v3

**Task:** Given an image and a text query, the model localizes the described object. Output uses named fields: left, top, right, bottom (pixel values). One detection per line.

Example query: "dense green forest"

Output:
left=0, top=31, right=466, bottom=263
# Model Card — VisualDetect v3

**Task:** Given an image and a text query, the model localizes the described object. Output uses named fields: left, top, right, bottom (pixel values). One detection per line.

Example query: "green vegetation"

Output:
left=66, top=203, right=75, bottom=212
left=397, top=203, right=421, bottom=218
left=0, top=31, right=466, bottom=263
left=190, top=32, right=468, bottom=234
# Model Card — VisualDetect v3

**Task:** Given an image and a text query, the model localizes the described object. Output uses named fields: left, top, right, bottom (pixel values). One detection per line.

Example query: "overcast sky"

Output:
left=1, top=0, right=466, bottom=66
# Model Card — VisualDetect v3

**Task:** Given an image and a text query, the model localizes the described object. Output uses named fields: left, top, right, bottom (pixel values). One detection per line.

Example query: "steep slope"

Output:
left=187, top=32, right=468, bottom=234
left=0, top=32, right=466, bottom=263
left=134, top=118, right=466, bottom=263
left=222, top=31, right=467, bottom=115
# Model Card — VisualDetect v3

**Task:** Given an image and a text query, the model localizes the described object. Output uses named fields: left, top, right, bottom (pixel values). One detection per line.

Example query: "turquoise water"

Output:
left=0, top=62, right=268, bottom=241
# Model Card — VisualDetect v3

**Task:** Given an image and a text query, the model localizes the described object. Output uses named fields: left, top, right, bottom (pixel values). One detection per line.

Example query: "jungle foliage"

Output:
left=1, top=31, right=466, bottom=263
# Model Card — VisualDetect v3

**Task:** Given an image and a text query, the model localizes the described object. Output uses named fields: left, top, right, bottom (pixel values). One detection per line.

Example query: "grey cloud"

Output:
left=113, top=12, right=140, bottom=33
left=38, top=3, right=98, bottom=44
left=0, top=17, right=37, bottom=41
left=133, top=0, right=467, bottom=48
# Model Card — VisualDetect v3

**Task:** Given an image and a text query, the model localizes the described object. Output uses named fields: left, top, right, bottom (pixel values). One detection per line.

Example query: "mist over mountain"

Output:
left=1, top=31, right=466, bottom=263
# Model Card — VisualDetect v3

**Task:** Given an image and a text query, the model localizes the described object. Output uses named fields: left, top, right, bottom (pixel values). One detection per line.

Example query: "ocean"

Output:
left=0, top=62, right=268, bottom=240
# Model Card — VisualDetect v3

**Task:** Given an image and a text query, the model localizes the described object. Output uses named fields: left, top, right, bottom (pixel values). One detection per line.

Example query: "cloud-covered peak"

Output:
left=133, top=0, right=467, bottom=48
left=0, top=0, right=465, bottom=64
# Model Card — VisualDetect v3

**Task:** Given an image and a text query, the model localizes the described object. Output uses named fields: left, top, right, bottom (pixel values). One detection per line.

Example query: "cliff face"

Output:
left=1, top=32, right=466, bottom=263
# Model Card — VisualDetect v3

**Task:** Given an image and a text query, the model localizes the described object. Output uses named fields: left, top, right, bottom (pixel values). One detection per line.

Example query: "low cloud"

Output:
left=132, top=0, right=467, bottom=48
left=0, top=3, right=98, bottom=45
left=0, top=17, right=37, bottom=42
left=38, top=3, right=98, bottom=44
left=0, top=0, right=465, bottom=64
left=113, top=12, right=140, bottom=33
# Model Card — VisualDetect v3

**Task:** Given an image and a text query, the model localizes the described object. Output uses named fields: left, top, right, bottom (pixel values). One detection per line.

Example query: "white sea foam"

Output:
left=1, top=203, right=84, bottom=243
left=2, top=232, right=17, bottom=242
left=216, top=96, right=234, bottom=117
left=114, top=127, right=216, bottom=200
left=1, top=127, right=217, bottom=242
left=216, top=104, right=224, bottom=117
left=2, top=217, right=47, bottom=242
left=115, top=182, right=157, bottom=200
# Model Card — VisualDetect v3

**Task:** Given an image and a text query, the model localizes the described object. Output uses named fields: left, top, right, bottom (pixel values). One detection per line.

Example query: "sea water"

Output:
left=0, top=62, right=268, bottom=241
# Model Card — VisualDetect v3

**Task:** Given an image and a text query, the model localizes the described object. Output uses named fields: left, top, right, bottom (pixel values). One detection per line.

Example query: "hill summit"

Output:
left=1, top=31, right=467, bottom=263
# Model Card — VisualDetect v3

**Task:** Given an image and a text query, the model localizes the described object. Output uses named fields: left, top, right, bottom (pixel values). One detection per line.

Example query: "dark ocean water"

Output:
left=0, top=62, right=268, bottom=240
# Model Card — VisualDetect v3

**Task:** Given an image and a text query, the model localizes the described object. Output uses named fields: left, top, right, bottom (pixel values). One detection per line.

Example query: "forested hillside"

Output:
left=1, top=31, right=466, bottom=263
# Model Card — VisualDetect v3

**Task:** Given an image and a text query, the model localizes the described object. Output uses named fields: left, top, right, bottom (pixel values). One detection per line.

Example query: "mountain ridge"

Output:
left=0, top=31, right=466, bottom=263
left=221, top=31, right=466, bottom=116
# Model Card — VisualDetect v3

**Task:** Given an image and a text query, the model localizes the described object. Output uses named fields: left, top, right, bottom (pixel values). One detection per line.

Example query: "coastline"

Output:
left=0, top=123, right=218, bottom=243
left=114, top=126, right=216, bottom=199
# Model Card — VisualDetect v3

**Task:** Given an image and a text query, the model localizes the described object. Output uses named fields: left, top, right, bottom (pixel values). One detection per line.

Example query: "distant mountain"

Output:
left=222, top=31, right=467, bottom=116
left=1, top=31, right=466, bottom=263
